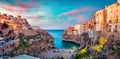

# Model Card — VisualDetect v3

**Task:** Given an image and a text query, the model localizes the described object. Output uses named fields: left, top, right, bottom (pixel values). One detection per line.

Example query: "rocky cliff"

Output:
left=0, top=13, right=54, bottom=57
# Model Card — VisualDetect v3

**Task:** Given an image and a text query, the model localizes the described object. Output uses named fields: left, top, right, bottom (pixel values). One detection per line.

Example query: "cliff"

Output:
left=0, top=13, right=54, bottom=57
left=63, top=0, right=120, bottom=59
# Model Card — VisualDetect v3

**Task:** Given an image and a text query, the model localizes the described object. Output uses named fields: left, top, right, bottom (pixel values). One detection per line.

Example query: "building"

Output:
left=93, top=1, right=120, bottom=32
left=66, top=26, right=74, bottom=35
left=68, top=0, right=120, bottom=33
left=0, top=13, right=30, bottom=30
left=104, top=0, right=120, bottom=32
left=74, top=24, right=83, bottom=35
left=0, top=23, right=20, bottom=56
left=118, top=0, right=120, bottom=3
left=94, top=9, right=105, bottom=32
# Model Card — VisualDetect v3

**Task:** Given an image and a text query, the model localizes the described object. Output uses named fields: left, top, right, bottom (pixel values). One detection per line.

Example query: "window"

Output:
left=115, top=25, right=117, bottom=28
left=109, top=25, right=111, bottom=27
left=109, top=20, right=112, bottom=23
left=8, top=30, right=13, bottom=34
left=0, top=31, right=3, bottom=34
left=1, top=23, right=9, bottom=29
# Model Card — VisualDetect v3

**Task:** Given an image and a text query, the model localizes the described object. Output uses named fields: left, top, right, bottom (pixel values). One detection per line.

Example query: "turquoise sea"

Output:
left=48, top=30, right=80, bottom=49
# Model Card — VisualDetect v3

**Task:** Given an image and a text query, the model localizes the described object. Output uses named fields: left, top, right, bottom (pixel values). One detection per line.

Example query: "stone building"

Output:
left=0, top=23, right=20, bottom=56
left=0, top=13, right=30, bottom=30
left=94, top=9, right=106, bottom=32
left=93, top=0, right=120, bottom=32
left=105, top=2, right=120, bottom=32
left=66, top=26, right=74, bottom=35
left=74, top=24, right=83, bottom=35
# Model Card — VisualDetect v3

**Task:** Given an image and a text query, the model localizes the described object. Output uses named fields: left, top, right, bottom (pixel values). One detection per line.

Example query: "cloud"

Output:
left=77, top=14, right=89, bottom=24
left=16, top=0, right=36, bottom=9
left=57, top=6, right=97, bottom=25
left=0, top=0, right=98, bottom=29
left=66, top=15, right=89, bottom=24
left=0, top=0, right=44, bottom=23
left=58, top=7, right=96, bottom=17
left=1, top=4, right=25, bottom=15
left=0, top=0, right=37, bottom=16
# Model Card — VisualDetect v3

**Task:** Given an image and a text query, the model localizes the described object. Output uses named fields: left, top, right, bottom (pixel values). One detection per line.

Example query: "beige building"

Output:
left=66, top=0, right=120, bottom=33
left=66, top=26, right=74, bottom=35
left=118, top=0, right=120, bottom=3
left=0, top=13, right=30, bottom=30
left=94, top=9, right=106, bottom=32
left=74, top=24, right=83, bottom=35
left=105, top=0, right=120, bottom=32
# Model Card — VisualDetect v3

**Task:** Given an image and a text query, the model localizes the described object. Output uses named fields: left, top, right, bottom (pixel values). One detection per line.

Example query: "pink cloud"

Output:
left=2, top=5, right=14, bottom=12
left=77, top=15, right=89, bottom=24
left=31, top=15, right=42, bottom=22
left=1, top=4, right=25, bottom=15
left=1, top=0, right=36, bottom=15
left=16, top=0, right=35, bottom=9
left=58, top=7, right=96, bottom=17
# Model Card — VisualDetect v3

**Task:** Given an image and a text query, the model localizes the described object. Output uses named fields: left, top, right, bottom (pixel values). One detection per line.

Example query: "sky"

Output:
left=0, top=0, right=117, bottom=29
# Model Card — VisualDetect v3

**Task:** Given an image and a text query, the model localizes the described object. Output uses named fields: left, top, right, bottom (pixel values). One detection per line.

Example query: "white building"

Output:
left=74, top=24, right=83, bottom=35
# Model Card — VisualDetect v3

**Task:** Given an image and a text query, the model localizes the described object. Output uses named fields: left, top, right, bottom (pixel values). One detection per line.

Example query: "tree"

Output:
left=18, top=33, right=29, bottom=49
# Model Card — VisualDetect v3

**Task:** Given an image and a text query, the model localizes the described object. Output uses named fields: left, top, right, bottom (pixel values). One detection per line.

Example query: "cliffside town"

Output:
left=63, top=0, right=120, bottom=59
left=63, top=0, right=120, bottom=36
left=63, top=0, right=120, bottom=44
left=0, top=13, right=54, bottom=57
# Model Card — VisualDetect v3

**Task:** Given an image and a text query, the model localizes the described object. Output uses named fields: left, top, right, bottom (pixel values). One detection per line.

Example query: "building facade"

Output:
left=0, top=13, right=30, bottom=30
left=74, top=24, right=83, bottom=35
left=105, top=1, right=120, bottom=32
left=0, top=23, right=20, bottom=56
